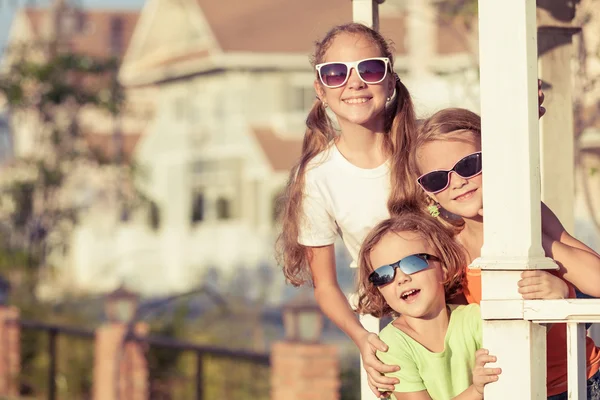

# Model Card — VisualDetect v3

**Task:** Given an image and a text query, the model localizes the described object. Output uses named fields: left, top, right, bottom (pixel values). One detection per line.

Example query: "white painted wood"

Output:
left=483, top=320, right=547, bottom=399
left=522, top=299, right=600, bottom=321
left=475, top=0, right=556, bottom=270
left=352, top=0, right=380, bottom=30
left=476, top=0, right=556, bottom=398
left=480, top=300, right=524, bottom=320
left=349, top=292, right=381, bottom=400
left=352, top=5, right=381, bottom=399
left=360, top=313, right=381, bottom=400
left=406, top=0, right=435, bottom=81
left=566, top=322, right=587, bottom=400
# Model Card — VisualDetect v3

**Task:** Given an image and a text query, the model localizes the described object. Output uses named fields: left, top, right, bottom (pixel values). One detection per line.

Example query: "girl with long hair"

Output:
left=276, top=22, right=419, bottom=396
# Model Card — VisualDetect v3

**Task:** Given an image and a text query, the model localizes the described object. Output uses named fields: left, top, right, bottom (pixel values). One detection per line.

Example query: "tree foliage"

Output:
left=0, top=37, right=149, bottom=291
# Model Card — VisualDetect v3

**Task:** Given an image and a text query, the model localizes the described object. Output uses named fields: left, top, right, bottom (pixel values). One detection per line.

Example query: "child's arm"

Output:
left=542, top=232, right=600, bottom=297
left=539, top=203, right=600, bottom=296
left=542, top=202, right=600, bottom=257
left=308, top=245, right=399, bottom=397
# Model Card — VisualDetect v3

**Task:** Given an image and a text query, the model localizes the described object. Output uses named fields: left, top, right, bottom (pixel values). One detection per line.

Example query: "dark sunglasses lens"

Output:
left=399, top=255, right=429, bottom=274
left=369, top=265, right=396, bottom=287
left=320, top=63, right=348, bottom=87
left=357, top=59, right=386, bottom=83
left=419, top=171, right=450, bottom=193
left=455, top=153, right=482, bottom=178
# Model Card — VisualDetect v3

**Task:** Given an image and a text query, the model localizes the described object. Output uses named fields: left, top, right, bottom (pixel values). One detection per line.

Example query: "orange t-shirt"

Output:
left=464, top=267, right=600, bottom=396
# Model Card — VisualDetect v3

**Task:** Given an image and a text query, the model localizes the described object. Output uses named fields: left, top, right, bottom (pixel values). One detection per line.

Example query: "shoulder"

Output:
left=379, top=321, right=414, bottom=350
left=449, top=304, right=482, bottom=344
left=303, top=143, right=342, bottom=193
left=305, top=143, right=336, bottom=176
left=449, top=304, right=481, bottom=322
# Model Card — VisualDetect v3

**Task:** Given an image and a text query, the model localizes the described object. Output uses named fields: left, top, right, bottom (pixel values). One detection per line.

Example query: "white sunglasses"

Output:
left=315, top=57, right=390, bottom=88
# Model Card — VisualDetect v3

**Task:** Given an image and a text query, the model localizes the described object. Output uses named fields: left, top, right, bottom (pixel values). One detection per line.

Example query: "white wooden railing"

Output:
left=481, top=298, right=600, bottom=398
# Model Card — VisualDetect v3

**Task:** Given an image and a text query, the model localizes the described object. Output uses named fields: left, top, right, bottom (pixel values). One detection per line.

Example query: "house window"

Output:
left=290, top=86, right=315, bottom=112
left=191, top=192, right=205, bottom=223
left=148, top=201, right=161, bottom=230
left=216, top=197, right=231, bottom=220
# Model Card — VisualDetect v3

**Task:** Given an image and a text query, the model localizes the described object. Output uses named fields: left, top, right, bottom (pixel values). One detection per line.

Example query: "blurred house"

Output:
left=3, top=0, right=481, bottom=297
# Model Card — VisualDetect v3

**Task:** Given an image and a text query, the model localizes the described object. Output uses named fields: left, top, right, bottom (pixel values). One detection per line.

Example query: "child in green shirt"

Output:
left=356, top=210, right=500, bottom=400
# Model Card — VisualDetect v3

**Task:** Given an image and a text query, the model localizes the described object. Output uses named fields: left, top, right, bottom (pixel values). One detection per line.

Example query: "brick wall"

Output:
left=271, top=341, right=340, bottom=400
left=93, top=322, right=148, bottom=400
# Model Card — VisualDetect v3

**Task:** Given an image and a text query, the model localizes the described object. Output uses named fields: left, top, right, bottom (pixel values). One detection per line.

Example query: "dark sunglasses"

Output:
left=315, top=57, right=390, bottom=88
left=417, top=152, right=482, bottom=194
left=368, top=253, right=434, bottom=287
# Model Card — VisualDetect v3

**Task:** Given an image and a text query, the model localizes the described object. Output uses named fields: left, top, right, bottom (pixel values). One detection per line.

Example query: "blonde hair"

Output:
left=356, top=210, right=466, bottom=318
left=390, top=107, right=482, bottom=230
left=276, top=23, right=417, bottom=286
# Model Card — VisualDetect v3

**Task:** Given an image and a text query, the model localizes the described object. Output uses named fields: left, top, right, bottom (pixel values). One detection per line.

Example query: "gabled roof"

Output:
left=195, top=0, right=407, bottom=55
left=251, top=127, right=302, bottom=172
left=120, top=0, right=412, bottom=85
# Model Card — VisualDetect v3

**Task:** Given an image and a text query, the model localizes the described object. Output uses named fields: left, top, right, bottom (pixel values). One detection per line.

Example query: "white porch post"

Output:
left=351, top=4, right=385, bottom=399
left=475, top=0, right=558, bottom=398
left=352, top=0, right=383, bottom=30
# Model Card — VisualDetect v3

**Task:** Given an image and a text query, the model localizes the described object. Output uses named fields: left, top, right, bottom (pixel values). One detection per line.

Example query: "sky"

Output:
left=0, top=0, right=145, bottom=56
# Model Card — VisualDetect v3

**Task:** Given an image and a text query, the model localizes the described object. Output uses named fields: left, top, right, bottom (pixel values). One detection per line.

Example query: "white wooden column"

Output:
left=406, top=0, right=435, bottom=81
left=475, top=0, right=558, bottom=398
left=348, top=293, right=381, bottom=400
left=352, top=0, right=383, bottom=30
left=352, top=4, right=384, bottom=399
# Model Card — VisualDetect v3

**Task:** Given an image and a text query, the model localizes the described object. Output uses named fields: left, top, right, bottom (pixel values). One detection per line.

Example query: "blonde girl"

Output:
left=356, top=210, right=501, bottom=400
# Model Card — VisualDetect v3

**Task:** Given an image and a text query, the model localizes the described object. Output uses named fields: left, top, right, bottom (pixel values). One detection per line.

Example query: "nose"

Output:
left=449, top=171, right=468, bottom=190
left=346, top=67, right=365, bottom=89
left=394, top=268, right=411, bottom=285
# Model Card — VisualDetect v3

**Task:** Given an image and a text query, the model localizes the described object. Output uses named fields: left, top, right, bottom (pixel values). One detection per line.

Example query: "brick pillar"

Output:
left=271, top=341, right=340, bottom=400
left=93, top=322, right=148, bottom=400
left=0, top=306, right=19, bottom=398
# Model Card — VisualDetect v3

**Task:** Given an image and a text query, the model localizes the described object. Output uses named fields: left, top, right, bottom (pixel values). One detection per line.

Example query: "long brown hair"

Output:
left=390, top=107, right=482, bottom=229
left=276, top=23, right=417, bottom=287
left=356, top=210, right=466, bottom=318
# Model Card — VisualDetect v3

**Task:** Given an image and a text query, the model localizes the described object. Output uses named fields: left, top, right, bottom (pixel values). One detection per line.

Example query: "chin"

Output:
left=448, top=206, right=481, bottom=220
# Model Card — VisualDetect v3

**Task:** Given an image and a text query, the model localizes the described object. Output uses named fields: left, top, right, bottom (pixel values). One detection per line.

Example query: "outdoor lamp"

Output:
left=105, top=284, right=139, bottom=324
left=282, top=288, right=324, bottom=343
left=0, top=275, right=10, bottom=306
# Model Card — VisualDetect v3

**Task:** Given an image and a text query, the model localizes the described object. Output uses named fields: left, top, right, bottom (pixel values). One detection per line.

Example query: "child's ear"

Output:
left=442, top=266, right=449, bottom=281
left=314, top=79, right=325, bottom=102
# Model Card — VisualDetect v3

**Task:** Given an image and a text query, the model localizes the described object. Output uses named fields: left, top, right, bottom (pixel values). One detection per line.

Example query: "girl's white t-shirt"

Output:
left=298, top=144, right=391, bottom=268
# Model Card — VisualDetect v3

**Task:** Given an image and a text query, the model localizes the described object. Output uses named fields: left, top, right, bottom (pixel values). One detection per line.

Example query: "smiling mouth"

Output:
left=454, top=189, right=476, bottom=201
left=401, top=289, right=420, bottom=300
left=343, top=97, right=371, bottom=104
